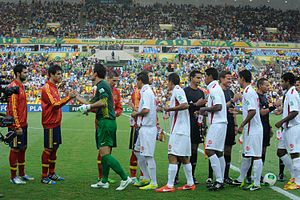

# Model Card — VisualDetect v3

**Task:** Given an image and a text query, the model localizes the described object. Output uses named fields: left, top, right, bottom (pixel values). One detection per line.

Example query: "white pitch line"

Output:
left=121, top=113, right=300, bottom=200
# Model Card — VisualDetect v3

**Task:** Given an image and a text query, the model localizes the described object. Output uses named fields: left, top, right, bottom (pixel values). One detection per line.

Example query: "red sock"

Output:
left=49, top=149, right=57, bottom=176
left=18, top=149, right=26, bottom=176
left=9, top=149, right=18, bottom=179
left=97, top=151, right=102, bottom=179
left=42, top=150, right=51, bottom=178
left=130, top=151, right=137, bottom=178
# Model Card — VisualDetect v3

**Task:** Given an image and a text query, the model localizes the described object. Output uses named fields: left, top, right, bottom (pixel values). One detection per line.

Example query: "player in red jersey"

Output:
left=40, top=65, right=76, bottom=184
left=6, top=64, right=34, bottom=185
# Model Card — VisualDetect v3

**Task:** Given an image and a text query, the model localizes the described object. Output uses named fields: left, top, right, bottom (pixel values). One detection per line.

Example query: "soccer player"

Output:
left=198, top=68, right=227, bottom=191
left=40, top=65, right=76, bottom=184
left=131, top=72, right=158, bottom=190
left=175, top=70, right=206, bottom=185
left=275, top=72, right=300, bottom=190
left=232, top=69, right=263, bottom=191
left=76, top=64, right=131, bottom=190
left=219, top=71, right=238, bottom=184
left=156, top=73, right=195, bottom=192
left=6, top=64, right=34, bottom=184
left=94, top=71, right=123, bottom=183
left=246, top=78, right=275, bottom=183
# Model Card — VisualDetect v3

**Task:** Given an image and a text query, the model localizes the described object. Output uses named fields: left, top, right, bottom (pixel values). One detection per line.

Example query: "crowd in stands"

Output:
left=1, top=52, right=299, bottom=107
left=0, top=1, right=299, bottom=42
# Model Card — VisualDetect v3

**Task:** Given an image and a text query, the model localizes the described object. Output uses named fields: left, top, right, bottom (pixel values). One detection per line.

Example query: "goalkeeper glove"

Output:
left=76, top=104, right=91, bottom=113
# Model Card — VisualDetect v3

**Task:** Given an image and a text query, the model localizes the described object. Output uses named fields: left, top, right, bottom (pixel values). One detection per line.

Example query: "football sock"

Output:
left=237, top=157, right=251, bottom=182
left=279, top=159, right=285, bottom=175
left=134, top=151, right=150, bottom=180
left=253, top=159, right=263, bottom=186
left=49, top=149, right=57, bottom=175
left=9, top=149, right=18, bottom=179
left=224, top=154, right=231, bottom=179
left=190, top=150, right=197, bottom=177
left=292, top=157, right=300, bottom=185
left=209, top=154, right=223, bottom=183
left=176, top=162, right=181, bottom=180
left=247, top=158, right=253, bottom=178
left=41, top=150, right=51, bottom=178
left=167, top=164, right=178, bottom=188
left=97, top=151, right=102, bottom=179
left=145, top=156, right=157, bottom=185
left=183, top=163, right=194, bottom=186
left=129, top=151, right=137, bottom=178
left=219, top=156, right=225, bottom=181
left=102, top=154, right=127, bottom=181
left=208, top=160, right=213, bottom=179
left=281, top=154, right=295, bottom=178
left=18, top=148, right=26, bottom=177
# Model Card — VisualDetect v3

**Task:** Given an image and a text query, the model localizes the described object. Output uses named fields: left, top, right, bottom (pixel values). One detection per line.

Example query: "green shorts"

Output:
left=96, top=119, right=117, bottom=149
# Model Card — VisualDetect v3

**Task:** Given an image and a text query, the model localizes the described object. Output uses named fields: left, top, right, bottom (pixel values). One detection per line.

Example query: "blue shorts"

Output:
left=9, top=126, right=27, bottom=149
left=44, top=126, right=62, bottom=149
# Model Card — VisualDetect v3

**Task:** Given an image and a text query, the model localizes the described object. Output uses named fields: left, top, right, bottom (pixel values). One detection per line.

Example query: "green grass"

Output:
left=0, top=113, right=299, bottom=200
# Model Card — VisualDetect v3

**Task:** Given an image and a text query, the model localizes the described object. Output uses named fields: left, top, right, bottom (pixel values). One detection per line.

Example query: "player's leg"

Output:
left=224, top=145, right=233, bottom=183
left=156, top=154, right=177, bottom=192
left=18, top=126, right=33, bottom=181
left=176, top=156, right=196, bottom=191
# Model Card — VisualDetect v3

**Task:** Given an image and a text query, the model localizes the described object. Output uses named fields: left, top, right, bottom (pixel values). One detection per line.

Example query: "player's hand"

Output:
left=233, top=92, right=242, bottom=102
left=76, top=104, right=91, bottom=113
left=164, top=107, right=170, bottom=112
left=131, top=111, right=138, bottom=118
left=275, top=121, right=283, bottom=129
left=237, top=126, right=243, bottom=134
left=234, top=125, right=238, bottom=135
left=15, top=128, right=23, bottom=136
left=69, top=91, right=78, bottom=98
left=229, top=107, right=238, bottom=114
left=199, top=107, right=206, bottom=115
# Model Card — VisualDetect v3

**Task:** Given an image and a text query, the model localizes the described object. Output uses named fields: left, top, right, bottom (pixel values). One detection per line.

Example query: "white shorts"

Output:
left=243, top=134, right=263, bottom=157
left=168, top=133, right=191, bottom=157
left=205, top=123, right=227, bottom=152
left=277, top=129, right=286, bottom=150
left=285, top=124, right=300, bottom=154
left=134, top=126, right=157, bottom=157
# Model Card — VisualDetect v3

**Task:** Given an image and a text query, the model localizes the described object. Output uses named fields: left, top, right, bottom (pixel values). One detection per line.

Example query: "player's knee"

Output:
left=290, top=153, right=300, bottom=159
left=277, top=149, right=286, bottom=158
left=205, top=149, right=214, bottom=157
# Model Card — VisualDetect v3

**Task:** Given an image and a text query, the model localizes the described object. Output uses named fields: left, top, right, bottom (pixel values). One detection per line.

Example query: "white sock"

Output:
left=253, top=159, right=263, bottom=186
left=183, top=163, right=194, bottom=186
left=281, top=154, right=295, bottom=178
left=209, top=154, right=223, bottom=183
left=167, top=164, right=178, bottom=188
left=145, top=157, right=157, bottom=185
left=134, top=152, right=150, bottom=180
left=292, top=157, right=300, bottom=185
left=219, top=156, right=225, bottom=182
left=237, top=157, right=251, bottom=182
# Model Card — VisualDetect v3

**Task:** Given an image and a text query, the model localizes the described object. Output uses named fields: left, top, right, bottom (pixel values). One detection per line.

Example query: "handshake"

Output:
left=75, top=104, right=91, bottom=113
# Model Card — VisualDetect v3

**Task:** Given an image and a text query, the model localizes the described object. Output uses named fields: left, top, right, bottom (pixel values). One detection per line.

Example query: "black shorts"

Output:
left=263, top=127, right=271, bottom=147
left=129, top=126, right=139, bottom=149
left=225, top=123, right=236, bottom=146
left=191, top=123, right=205, bottom=144
left=9, top=126, right=27, bottom=149
left=44, top=126, right=62, bottom=149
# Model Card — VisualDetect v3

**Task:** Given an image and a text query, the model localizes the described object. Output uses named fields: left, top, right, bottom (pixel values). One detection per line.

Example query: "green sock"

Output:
left=103, top=154, right=127, bottom=181
left=101, top=155, right=109, bottom=183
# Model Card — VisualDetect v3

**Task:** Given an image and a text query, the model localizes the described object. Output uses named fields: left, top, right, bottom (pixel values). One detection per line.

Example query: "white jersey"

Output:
left=207, top=80, right=227, bottom=124
left=283, top=86, right=300, bottom=129
left=169, top=85, right=190, bottom=136
left=137, top=84, right=157, bottom=127
left=242, top=85, right=263, bottom=135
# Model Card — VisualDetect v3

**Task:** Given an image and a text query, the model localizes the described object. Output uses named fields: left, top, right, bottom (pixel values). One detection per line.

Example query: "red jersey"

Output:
left=112, top=86, right=122, bottom=117
left=6, top=80, right=27, bottom=129
left=41, top=80, right=71, bottom=129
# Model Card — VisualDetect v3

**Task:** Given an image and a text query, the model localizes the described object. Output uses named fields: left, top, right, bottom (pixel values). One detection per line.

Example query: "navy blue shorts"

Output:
left=44, top=126, right=62, bottom=149
left=9, top=126, right=27, bottom=149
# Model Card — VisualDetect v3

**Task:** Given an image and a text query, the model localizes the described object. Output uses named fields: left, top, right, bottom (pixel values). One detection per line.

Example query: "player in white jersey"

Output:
left=131, top=72, right=158, bottom=190
left=198, top=68, right=227, bottom=191
left=232, top=70, right=263, bottom=191
left=275, top=72, right=300, bottom=190
left=156, top=73, right=195, bottom=192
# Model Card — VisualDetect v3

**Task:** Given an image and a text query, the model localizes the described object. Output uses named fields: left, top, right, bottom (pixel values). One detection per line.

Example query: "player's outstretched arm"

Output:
left=76, top=95, right=90, bottom=105
left=238, top=109, right=256, bottom=133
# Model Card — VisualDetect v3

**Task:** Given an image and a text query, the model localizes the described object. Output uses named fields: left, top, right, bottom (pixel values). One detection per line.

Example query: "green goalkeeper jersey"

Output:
left=90, top=80, right=116, bottom=120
